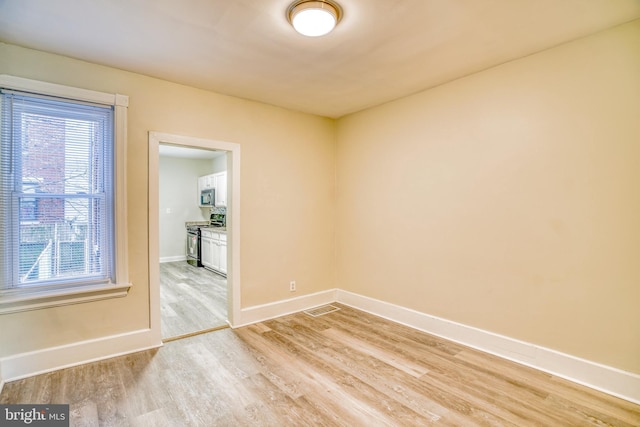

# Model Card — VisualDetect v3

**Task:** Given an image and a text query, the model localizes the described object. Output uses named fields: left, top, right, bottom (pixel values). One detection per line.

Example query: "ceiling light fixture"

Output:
left=287, top=0, right=342, bottom=37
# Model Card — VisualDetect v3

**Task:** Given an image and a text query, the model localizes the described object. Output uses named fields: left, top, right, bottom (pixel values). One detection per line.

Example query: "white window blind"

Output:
left=0, top=90, right=115, bottom=291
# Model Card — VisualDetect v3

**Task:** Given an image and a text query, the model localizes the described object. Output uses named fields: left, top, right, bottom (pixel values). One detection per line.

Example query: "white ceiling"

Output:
left=1, top=0, right=639, bottom=118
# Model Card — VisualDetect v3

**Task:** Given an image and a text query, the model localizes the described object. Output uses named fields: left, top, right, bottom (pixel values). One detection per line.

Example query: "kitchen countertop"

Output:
left=185, top=222, right=227, bottom=233
left=185, top=221, right=209, bottom=227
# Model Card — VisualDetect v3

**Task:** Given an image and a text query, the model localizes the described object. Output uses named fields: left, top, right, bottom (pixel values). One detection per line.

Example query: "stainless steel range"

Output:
left=186, top=212, right=226, bottom=267
left=186, top=225, right=202, bottom=267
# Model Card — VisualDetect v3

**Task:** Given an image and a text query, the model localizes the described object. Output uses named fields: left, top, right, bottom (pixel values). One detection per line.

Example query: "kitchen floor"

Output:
left=159, top=261, right=227, bottom=339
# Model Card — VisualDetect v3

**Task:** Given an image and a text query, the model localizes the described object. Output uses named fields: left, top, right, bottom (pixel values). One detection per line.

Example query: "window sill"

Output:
left=0, top=283, right=132, bottom=314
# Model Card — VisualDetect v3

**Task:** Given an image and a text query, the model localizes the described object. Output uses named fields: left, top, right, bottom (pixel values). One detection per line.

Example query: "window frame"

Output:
left=0, top=75, right=131, bottom=314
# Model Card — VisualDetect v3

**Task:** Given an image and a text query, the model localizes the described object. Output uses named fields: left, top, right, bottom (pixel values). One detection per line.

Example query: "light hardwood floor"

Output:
left=1, top=304, right=638, bottom=426
left=160, top=261, right=227, bottom=339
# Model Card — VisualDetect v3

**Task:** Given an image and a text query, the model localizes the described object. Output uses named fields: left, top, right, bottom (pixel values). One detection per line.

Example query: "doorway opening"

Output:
left=148, top=132, right=240, bottom=343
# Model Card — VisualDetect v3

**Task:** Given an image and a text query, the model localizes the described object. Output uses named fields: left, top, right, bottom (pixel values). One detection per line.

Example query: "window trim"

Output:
left=0, top=75, right=131, bottom=314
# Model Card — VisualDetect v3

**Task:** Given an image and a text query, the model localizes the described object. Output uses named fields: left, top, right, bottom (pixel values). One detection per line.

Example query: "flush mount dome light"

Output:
left=287, top=0, right=342, bottom=37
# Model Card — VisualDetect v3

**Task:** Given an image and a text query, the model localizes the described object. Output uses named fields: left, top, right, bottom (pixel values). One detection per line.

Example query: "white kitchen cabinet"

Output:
left=198, top=174, right=214, bottom=192
left=200, top=229, right=214, bottom=268
left=198, top=172, right=226, bottom=207
left=219, top=233, right=227, bottom=275
left=200, top=229, right=226, bottom=276
left=213, top=171, right=227, bottom=207
left=211, top=236, right=220, bottom=271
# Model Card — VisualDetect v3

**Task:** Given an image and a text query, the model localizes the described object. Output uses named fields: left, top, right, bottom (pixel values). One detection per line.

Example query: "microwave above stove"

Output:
left=200, top=188, right=215, bottom=207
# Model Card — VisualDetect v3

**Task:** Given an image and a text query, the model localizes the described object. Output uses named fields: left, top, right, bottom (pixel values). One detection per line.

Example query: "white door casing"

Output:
left=148, top=131, right=241, bottom=336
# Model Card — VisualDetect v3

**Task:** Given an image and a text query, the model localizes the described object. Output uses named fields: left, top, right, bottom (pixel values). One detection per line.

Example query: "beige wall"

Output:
left=0, top=42, right=336, bottom=357
left=336, top=20, right=640, bottom=374
left=1, top=19, right=638, bottom=376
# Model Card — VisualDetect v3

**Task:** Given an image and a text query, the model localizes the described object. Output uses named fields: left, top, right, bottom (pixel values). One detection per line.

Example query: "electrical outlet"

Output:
left=289, top=281, right=296, bottom=292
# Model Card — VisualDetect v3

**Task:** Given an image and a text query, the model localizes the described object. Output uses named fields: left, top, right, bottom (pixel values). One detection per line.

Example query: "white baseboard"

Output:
left=2, top=289, right=637, bottom=406
left=0, top=289, right=337, bottom=393
left=336, top=290, right=640, bottom=405
left=0, top=328, right=163, bottom=388
left=160, top=255, right=186, bottom=263
left=236, top=289, right=337, bottom=327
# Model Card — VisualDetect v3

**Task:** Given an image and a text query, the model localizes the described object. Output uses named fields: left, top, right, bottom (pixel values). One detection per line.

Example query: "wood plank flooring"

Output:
left=2, top=304, right=638, bottom=426
left=160, top=261, right=227, bottom=339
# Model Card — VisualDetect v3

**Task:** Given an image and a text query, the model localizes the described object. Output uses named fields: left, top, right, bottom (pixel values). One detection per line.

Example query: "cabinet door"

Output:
left=201, top=235, right=213, bottom=267
left=219, top=238, right=227, bottom=274
left=210, top=233, right=221, bottom=270
left=214, top=172, right=227, bottom=207
left=199, top=174, right=215, bottom=190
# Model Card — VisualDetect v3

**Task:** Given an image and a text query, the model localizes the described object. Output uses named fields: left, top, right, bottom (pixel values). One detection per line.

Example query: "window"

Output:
left=0, top=75, right=130, bottom=313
